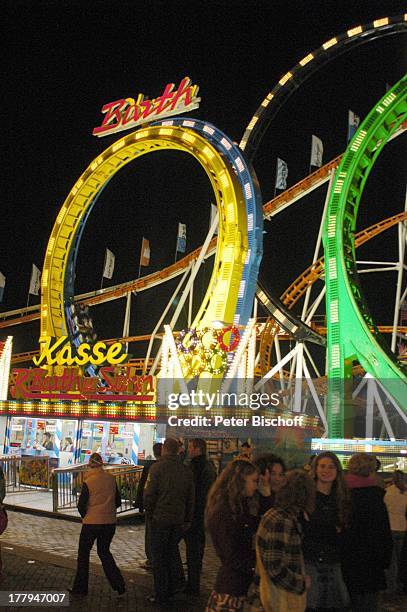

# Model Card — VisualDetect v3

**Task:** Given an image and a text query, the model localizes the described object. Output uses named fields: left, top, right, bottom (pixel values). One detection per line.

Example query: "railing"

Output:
left=0, top=455, right=53, bottom=492
left=52, top=464, right=143, bottom=514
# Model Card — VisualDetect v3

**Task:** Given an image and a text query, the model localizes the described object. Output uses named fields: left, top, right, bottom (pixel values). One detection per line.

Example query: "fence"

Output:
left=52, top=464, right=143, bottom=513
left=0, top=455, right=54, bottom=492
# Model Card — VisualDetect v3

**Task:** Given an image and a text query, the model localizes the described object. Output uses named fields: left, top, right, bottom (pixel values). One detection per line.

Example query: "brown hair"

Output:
left=275, top=469, right=315, bottom=515
left=189, top=438, right=207, bottom=455
left=347, top=453, right=376, bottom=477
left=89, top=452, right=103, bottom=467
left=393, top=470, right=406, bottom=493
left=311, top=451, right=350, bottom=527
left=205, top=459, right=258, bottom=523
left=163, top=438, right=179, bottom=455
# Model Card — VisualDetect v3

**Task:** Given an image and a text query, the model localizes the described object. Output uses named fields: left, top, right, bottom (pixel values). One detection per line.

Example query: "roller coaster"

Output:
left=1, top=14, right=406, bottom=439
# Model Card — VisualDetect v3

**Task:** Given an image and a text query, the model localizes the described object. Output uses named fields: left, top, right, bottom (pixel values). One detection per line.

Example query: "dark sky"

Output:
left=3, top=0, right=407, bottom=354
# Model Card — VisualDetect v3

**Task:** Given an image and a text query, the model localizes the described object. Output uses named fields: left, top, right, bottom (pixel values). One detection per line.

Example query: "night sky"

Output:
left=4, top=0, right=407, bottom=355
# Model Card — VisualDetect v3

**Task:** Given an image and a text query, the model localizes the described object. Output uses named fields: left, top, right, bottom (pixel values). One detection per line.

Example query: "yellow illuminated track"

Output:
left=40, top=126, right=248, bottom=352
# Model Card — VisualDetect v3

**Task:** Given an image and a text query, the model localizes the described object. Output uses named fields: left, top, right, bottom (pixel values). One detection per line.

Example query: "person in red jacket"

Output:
left=70, top=453, right=125, bottom=596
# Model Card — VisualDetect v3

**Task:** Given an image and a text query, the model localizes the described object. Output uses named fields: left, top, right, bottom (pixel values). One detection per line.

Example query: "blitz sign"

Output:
left=93, top=77, right=200, bottom=137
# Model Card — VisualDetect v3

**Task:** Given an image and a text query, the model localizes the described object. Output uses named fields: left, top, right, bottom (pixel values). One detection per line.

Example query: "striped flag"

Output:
left=103, top=248, right=115, bottom=279
left=29, top=264, right=41, bottom=296
left=140, top=237, right=150, bottom=267
left=347, top=110, right=360, bottom=142
left=176, top=223, right=187, bottom=253
left=0, top=272, right=5, bottom=302
left=275, top=158, right=288, bottom=190
left=310, top=135, right=323, bottom=168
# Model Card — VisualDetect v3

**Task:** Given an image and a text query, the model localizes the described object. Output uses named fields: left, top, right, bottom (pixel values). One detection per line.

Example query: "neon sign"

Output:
left=33, top=336, right=127, bottom=367
left=93, top=77, right=200, bottom=137
left=10, top=367, right=155, bottom=402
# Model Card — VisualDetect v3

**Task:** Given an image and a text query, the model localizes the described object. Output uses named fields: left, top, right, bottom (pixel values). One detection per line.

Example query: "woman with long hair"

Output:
left=247, top=470, right=315, bottom=612
left=302, top=451, right=350, bottom=611
left=384, top=470, right=407, bottom=594
left=205, top=459, right=259, bottom=611
left=253, top=454, right=286, bottom=516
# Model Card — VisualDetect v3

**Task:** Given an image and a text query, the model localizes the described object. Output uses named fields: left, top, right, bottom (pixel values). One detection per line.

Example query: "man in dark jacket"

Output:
left=185, top=438, right=216, bottom=595
left=135, top=442, right=162, bottom=570
left=144, top=437, right=194, bottom=606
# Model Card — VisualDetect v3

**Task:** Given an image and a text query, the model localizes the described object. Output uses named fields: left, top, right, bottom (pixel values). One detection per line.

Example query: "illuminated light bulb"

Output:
left=279, top=72, right=293, bottom=86
left=373, top=17, right=389, bottom=27
left=322, top=37, right=337, bottom=50
left=347, top=26, right=362, bottom=37
left=299, top=53, right=314, bottom=66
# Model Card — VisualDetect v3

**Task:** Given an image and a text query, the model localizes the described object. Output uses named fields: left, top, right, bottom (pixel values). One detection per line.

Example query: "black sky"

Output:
left=3, top=0, right=407, bottom=354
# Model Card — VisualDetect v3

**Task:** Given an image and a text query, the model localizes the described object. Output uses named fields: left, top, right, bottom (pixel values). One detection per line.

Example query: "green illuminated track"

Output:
left=323, top=76, right=407, bottom=437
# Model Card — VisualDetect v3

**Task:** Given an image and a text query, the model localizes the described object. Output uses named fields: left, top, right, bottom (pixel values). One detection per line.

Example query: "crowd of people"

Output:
left=134, top=441, right=406, bottom=610
left=1, top=439, right=406, bottom=612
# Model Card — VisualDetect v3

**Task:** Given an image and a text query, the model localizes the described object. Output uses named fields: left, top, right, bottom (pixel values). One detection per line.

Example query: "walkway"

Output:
left=0, top=511, right=406, bottom=611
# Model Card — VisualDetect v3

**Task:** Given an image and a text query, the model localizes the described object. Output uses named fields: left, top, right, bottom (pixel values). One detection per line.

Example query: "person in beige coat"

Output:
left=70, top=453, right=125, bottom=596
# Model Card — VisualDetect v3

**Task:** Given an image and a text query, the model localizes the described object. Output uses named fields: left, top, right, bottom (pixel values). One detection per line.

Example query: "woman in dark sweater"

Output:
left=342, top=453, right=393, bottom=612
left=302, top=451, right=350, bottom=611
left=205, top=459, right=259, bottom=611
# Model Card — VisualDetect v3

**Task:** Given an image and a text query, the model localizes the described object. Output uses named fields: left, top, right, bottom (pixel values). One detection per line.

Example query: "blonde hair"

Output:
left=205, top=459, right=258, bottom=524
left=347, top=453, right=376, bottom=477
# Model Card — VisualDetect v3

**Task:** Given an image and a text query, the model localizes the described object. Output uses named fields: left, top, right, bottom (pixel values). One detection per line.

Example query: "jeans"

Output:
left=385, top=531, right=405, bottom=593
left=185, top=525, right=205, bottom=593
left=72, top=524, right=124, bottom=594
left=151, top=522, right=184, bottom=603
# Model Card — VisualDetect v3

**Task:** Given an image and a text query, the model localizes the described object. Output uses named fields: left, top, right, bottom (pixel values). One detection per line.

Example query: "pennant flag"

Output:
left=210, top=203, right=218, bottom=235
left=310, top=135, right=323, bottom=168
left=29, top=264, right=41, bottom=296
left=275, top=158, right=288, bottom=190
left=140, top=237, right=150, bottom=267
left=177, top=223, right=187, bottom=253
left=0, top=272, right=5, bottom=303
left=103, top=248, right=115, bottom=279
left=347, top=110, right=360, bottom=142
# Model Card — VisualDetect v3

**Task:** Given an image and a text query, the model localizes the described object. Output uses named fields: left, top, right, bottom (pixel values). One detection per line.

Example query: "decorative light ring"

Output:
left=198, top=327, right=218, bottom=351
left=204, top=347, right=228, bottom=375
left=176, top=328, right=199, bottom=354
left=217, top=326, right=241, bottom=352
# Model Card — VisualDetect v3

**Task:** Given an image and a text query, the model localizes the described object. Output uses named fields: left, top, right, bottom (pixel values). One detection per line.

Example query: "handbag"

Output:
left=0, top=507, right=8, bottom=535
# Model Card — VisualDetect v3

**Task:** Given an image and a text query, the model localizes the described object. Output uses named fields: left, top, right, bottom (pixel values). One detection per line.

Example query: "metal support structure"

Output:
left=122, top=292, right=132, bottom=352
left=301, top=172, right=335, bottom=320
left=144, top=265, right=191, bottom=374
left=391, top=192, right=407, bottom=352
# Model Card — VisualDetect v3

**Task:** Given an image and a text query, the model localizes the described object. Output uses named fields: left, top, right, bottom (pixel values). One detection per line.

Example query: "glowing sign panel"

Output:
left=93, top=77, right=200, bottom=137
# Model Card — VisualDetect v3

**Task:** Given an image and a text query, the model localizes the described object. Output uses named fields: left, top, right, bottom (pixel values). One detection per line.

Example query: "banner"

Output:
left=0, top=272, right=5, bottom=303
left=29, top=264, right=41, bottom=296
left=347, top=110, right=360, bottom=142
left=310, top=135, right=323, bottom=168
left=140, top=237, right=150, bottom=267
left=210, top=203, right=218, bottom=235
left=275, top=158, right=288, bottom=190
left=177, top=223, right=187, bottom=253
left=103, top=248, right=115, bottom=279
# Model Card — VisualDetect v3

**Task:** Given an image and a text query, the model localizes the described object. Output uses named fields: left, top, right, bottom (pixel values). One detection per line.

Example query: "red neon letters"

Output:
left=93, top=77, right=200, bottom=137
